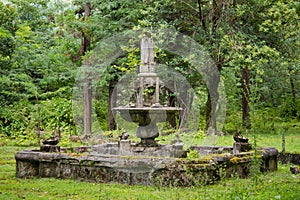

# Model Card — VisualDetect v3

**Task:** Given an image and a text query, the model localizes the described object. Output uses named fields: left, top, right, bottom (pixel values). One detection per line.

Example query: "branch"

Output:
left=179, top=0, right=198, bottom=12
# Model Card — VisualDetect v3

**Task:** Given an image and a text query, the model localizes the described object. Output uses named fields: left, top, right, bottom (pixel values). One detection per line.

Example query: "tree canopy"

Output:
left=0, top=0, right=299, bottom=143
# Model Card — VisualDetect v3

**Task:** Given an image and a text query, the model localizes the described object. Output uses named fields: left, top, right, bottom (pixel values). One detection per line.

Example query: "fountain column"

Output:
left=139, top=34, right=161, bottom=108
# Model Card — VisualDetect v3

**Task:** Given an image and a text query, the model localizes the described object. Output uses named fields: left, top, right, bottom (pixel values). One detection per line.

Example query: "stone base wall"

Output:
left=278, top=153, right=300, bottom=165
left=15, top=147, right=278, bottom=186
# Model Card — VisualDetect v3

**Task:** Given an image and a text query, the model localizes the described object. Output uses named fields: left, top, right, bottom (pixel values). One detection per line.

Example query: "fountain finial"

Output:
left=140, top=34, right=155, bottom=73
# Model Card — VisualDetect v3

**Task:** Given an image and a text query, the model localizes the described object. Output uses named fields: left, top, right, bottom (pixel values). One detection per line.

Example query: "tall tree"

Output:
left=81, top=2, right=92, bottom=135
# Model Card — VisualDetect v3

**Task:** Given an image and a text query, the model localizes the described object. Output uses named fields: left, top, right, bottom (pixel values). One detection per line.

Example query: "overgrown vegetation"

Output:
left=0, top=0, right=299, bottom=140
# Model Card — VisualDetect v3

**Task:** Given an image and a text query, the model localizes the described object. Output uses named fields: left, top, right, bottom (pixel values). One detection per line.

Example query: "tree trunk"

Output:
left=83, top=3, right=92, bottom=135
left=167, top=90, right=177, bottom=129
left=205, top=93, right=212, bottom=129
left=197, top=0, right=207, bottom=32
left=178, top=84, right=189, bottom=130
left=107, top=78, right=117, bottom=130
left=83, top=75, right=92, bottom=135
left=289, top=67, right=297, bottom=117
left=165, top=78, right=177, bottom=129
left=282, top=129, right=286, bottom=153
left=205, top=62, right=221, bottom=132
left=211, top=0, right=225, bottom=37
left=242, top=66, right=250, bottom=129
left=83, top=3, right=91, bottom=53
left=205, top=85, right=218, bottom=131
left=204, top=0, right=225, bottom=132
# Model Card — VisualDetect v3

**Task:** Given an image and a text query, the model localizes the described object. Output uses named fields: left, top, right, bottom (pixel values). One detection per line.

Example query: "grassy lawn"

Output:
left=157, top=129, right=300, bottom=153
left=1, top=132, right=300, bottom=200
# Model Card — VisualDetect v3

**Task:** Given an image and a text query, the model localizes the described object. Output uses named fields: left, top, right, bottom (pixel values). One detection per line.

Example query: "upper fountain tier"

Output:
left=135, top=34, right=162, bottom=108
left=113, top=34, right=181, bottom=146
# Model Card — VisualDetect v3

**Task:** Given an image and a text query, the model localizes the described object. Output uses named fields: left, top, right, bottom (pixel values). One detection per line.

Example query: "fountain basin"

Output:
left=15, top=145, right=278, bottom=186
left=113, top=107, right=181, bottom=145
left=113, top=107, right=182, bottom=125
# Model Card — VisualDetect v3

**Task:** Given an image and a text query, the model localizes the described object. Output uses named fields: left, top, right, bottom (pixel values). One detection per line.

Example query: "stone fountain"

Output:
left=113, top=34, right=182, bottom=147
left=15, top=35, right=278, bottom=186
left=91, top=34, right=184, bottom=158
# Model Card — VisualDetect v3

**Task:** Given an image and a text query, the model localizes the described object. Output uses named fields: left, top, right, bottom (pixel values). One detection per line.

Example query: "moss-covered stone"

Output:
left=15, top=146, right=278, bottom=186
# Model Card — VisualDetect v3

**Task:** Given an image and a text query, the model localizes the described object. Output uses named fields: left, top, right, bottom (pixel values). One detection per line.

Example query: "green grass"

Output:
left=3, top=118, right=300, bottom=153
left=157, top=130, right=300, bottom=153
left=1, top=143, right=300, bottom=199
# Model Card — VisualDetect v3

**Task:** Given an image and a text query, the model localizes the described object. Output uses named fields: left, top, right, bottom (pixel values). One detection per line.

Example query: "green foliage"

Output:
left=279, top=98, right=300, bottom=120
left=186, top=149, right=200, bottom=160
left=94, top=99, right=108, bottom=131
left=0, top=1, right=17, bottom=72
left=0, top=101, right=32, bottom=138
left=38, top=98, right=74, bottom=132
left=0, top=97, right=74, bottom=146
left=0, top=0, right=299, bottom=140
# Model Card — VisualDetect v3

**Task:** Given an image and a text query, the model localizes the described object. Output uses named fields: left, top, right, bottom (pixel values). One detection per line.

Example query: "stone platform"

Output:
left=15, top=144, right=278, bottom=186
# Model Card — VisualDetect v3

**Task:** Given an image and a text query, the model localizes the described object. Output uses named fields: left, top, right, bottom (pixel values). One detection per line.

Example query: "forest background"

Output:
left=0, top=0, right=299, bottom=146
